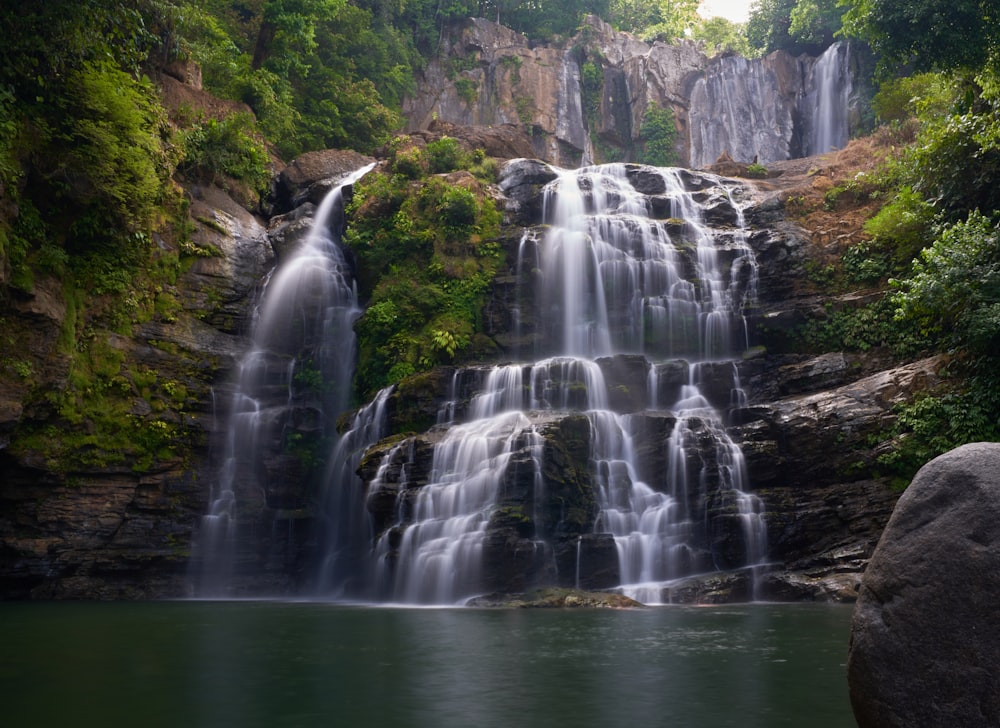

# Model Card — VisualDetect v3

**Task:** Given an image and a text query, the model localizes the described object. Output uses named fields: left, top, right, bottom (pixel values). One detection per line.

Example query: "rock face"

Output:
left=0, top=179, right=272, bottom=599
left=847, top=443, right=1000, bottom=727
left=687, top=52, right=805, bottom=167
left=403, top=17, right=867, bottom=168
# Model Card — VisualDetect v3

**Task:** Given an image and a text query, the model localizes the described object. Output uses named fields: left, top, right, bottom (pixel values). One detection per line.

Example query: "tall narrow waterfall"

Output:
left=688, top=42, right=853, bottom=167
left=195, top=164, right=374, bottom=596
left=803, top=42, right=852, bottom=157
left=357, top=162, right=766, bottom=605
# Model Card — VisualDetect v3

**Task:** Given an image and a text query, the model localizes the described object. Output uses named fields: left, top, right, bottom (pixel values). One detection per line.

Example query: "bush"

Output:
left=892, top=211, right=1000, bottom=355
left=425, top=136, right=465, bottom=174
left=391, top=145, right=426, bottom=179
left=178, top=112, right=271, bottom=197
left=54, top=61, right=171, bottom=235
left=345, top=164, right=502, bottom=399
left=637, top=104, right=678, bottom=167
left=872, top=72, right=958, bottom=124
left=904, top=112, right=1000, bottom=219
left=878, top=363, right=1000, bottom=483
left=863, top=186, right=937, bottom=263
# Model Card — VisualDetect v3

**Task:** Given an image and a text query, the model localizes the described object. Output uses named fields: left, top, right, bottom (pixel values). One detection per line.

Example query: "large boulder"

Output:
left=848, top=442, right=1000, bottom=727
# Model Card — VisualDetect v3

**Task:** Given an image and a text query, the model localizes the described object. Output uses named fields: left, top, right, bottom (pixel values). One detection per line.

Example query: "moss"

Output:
left=344, top=160, right=503, bottom=402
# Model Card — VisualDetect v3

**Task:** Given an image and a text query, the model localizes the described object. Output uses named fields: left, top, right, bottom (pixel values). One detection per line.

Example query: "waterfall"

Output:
left=803, top=42, right=852, bottom=157
left=356, top=162, right=766, bottom=605
left=688, top=42, right=853, bottom=167
left=194, top=163, right=374, bottom=597
left=316, top=386, right=392, bottom=597
left=688, top=55, right=799, bottom=168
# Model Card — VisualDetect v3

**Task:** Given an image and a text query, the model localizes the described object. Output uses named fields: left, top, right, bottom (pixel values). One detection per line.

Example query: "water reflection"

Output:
left=0, top=602, right=852, bottom=728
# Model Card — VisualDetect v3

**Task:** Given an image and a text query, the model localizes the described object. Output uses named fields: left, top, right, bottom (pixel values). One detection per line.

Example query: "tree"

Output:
left=747, top=0, right=842, bottom=55
left=0, top=0, right=156, bottom=96
left=691, top=16, right=753, bottom=56
left=610, top=0, right=699, bottom=40
left=841, top=0, right=1000, bottom=75
left=893, top=211, right=1000, bottom=355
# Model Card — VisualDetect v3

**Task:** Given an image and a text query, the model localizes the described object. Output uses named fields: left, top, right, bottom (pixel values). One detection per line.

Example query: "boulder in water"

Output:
left=848, top=442, right=1000, bottom=727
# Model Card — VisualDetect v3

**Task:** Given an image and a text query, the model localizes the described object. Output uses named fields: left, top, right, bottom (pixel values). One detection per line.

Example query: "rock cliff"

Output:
left=0, top=121, right=926, bottom=602
left=403, top=17, right=869, bottom=169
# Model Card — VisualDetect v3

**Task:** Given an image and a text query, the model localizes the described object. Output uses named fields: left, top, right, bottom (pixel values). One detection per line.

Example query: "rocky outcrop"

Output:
left=264, top=149, right=376, bottom=217
left=403, top=17, right=705, bottom=167
left=848, top=443, right=1000, bottom=726
left=687, top=52, right=805, bottom=168
left=0, top=177, right=273, bottom=599
left=739, top=356, right=946, bottom=601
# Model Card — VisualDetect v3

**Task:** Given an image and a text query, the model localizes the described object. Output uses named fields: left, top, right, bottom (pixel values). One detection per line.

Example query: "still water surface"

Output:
left=1, top=601, right=854, bottom=727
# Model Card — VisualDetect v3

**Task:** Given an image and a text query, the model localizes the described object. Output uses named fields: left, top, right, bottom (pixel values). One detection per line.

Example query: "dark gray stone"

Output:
left=848, top=442, right=1000, bottom=727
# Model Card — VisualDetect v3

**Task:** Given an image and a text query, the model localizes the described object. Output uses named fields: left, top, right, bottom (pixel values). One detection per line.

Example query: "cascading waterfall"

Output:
left=316, top=386, right=392, bottom=597
left=803, top=42, right=852, bottom=157
left=688, top=41, right=853, bottom=167
left=195, top=164, right=374, bottom=597
left=544, top=166, right=764, bottom=603
left=355, top=162, right=766, bottom=605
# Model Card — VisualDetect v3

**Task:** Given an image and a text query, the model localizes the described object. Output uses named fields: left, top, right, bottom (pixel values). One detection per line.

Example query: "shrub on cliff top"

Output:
left=344, top=161, right=501, bottom=400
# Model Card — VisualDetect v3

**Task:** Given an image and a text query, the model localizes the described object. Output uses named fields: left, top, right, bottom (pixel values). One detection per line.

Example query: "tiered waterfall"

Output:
left=338, top=163, right=767, bottom=605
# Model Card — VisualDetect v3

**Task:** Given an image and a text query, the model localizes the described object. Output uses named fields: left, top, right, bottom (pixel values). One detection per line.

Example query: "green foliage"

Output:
left=871, top=73, right=959, bottom=124
left=636, top=104, right=678, bottom=167
left=177, top=0, right=404, bottom=158
left=425, top=137, right=465, bottom=174
left=178, top=113, right=271, bottom=197
left=284, top=429, right=327, bottom=472
left=902, top=111, right=1000, bottom=219
left=580, top=60, right=604, bottom=116
left=488, top=0, right=612, bottom=40
left=0, top=0, right=156, bottom=96
left=52, top=62, right=172, bottom=236
left=745, top=162, right=769, bottom=178
left=841, top=0, right=1000, bottom=76
left=610, top=0, right=699, bottom=40
left=747, top=0, right=842, bottom=55
left=892, top=211, right=1000, bottom=355
left=798, top=294, right=924, bottom=357
left=454, top=77, right=479, bottom=106
left=877, top=363, right=1000, bottom=483
left=392, top=145, right=427, bottom=179
left=691, top=17, right=753, bottom=57
left=862, top=186, right=936, bottom=262
left=840, top=240, right=894, bottom=284
left=345, top=165, right=502, bottom=399
left=13, top=333, right=197, bottom=472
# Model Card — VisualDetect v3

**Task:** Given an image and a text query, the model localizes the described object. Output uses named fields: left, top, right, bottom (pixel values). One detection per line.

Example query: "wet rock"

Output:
left=499, top=158, right=558, bottom=225
left=776, top=352, right=853, bottom=396
left=660, top=569, right=756, bottom=604
left=265, top=149, right=375, bottom=217
left=466, top=587, right=642, bottom=608
left=183, top=183, right=274, bottom=334
left=848, top=443, right=1000, bottom=727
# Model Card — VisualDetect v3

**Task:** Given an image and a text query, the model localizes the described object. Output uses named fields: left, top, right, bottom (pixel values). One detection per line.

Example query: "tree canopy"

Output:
left=747, top=0, right=843, bottom=55
left=840, top=0, right=1000, bottom=75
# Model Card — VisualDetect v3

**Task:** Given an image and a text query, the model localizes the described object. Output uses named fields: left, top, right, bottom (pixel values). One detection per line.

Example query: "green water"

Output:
left=0, top=601, right=855, bottom=727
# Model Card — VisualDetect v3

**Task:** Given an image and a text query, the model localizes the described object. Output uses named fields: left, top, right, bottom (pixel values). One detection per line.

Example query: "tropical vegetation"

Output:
left=1, top=0, right=1000, bottom=478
